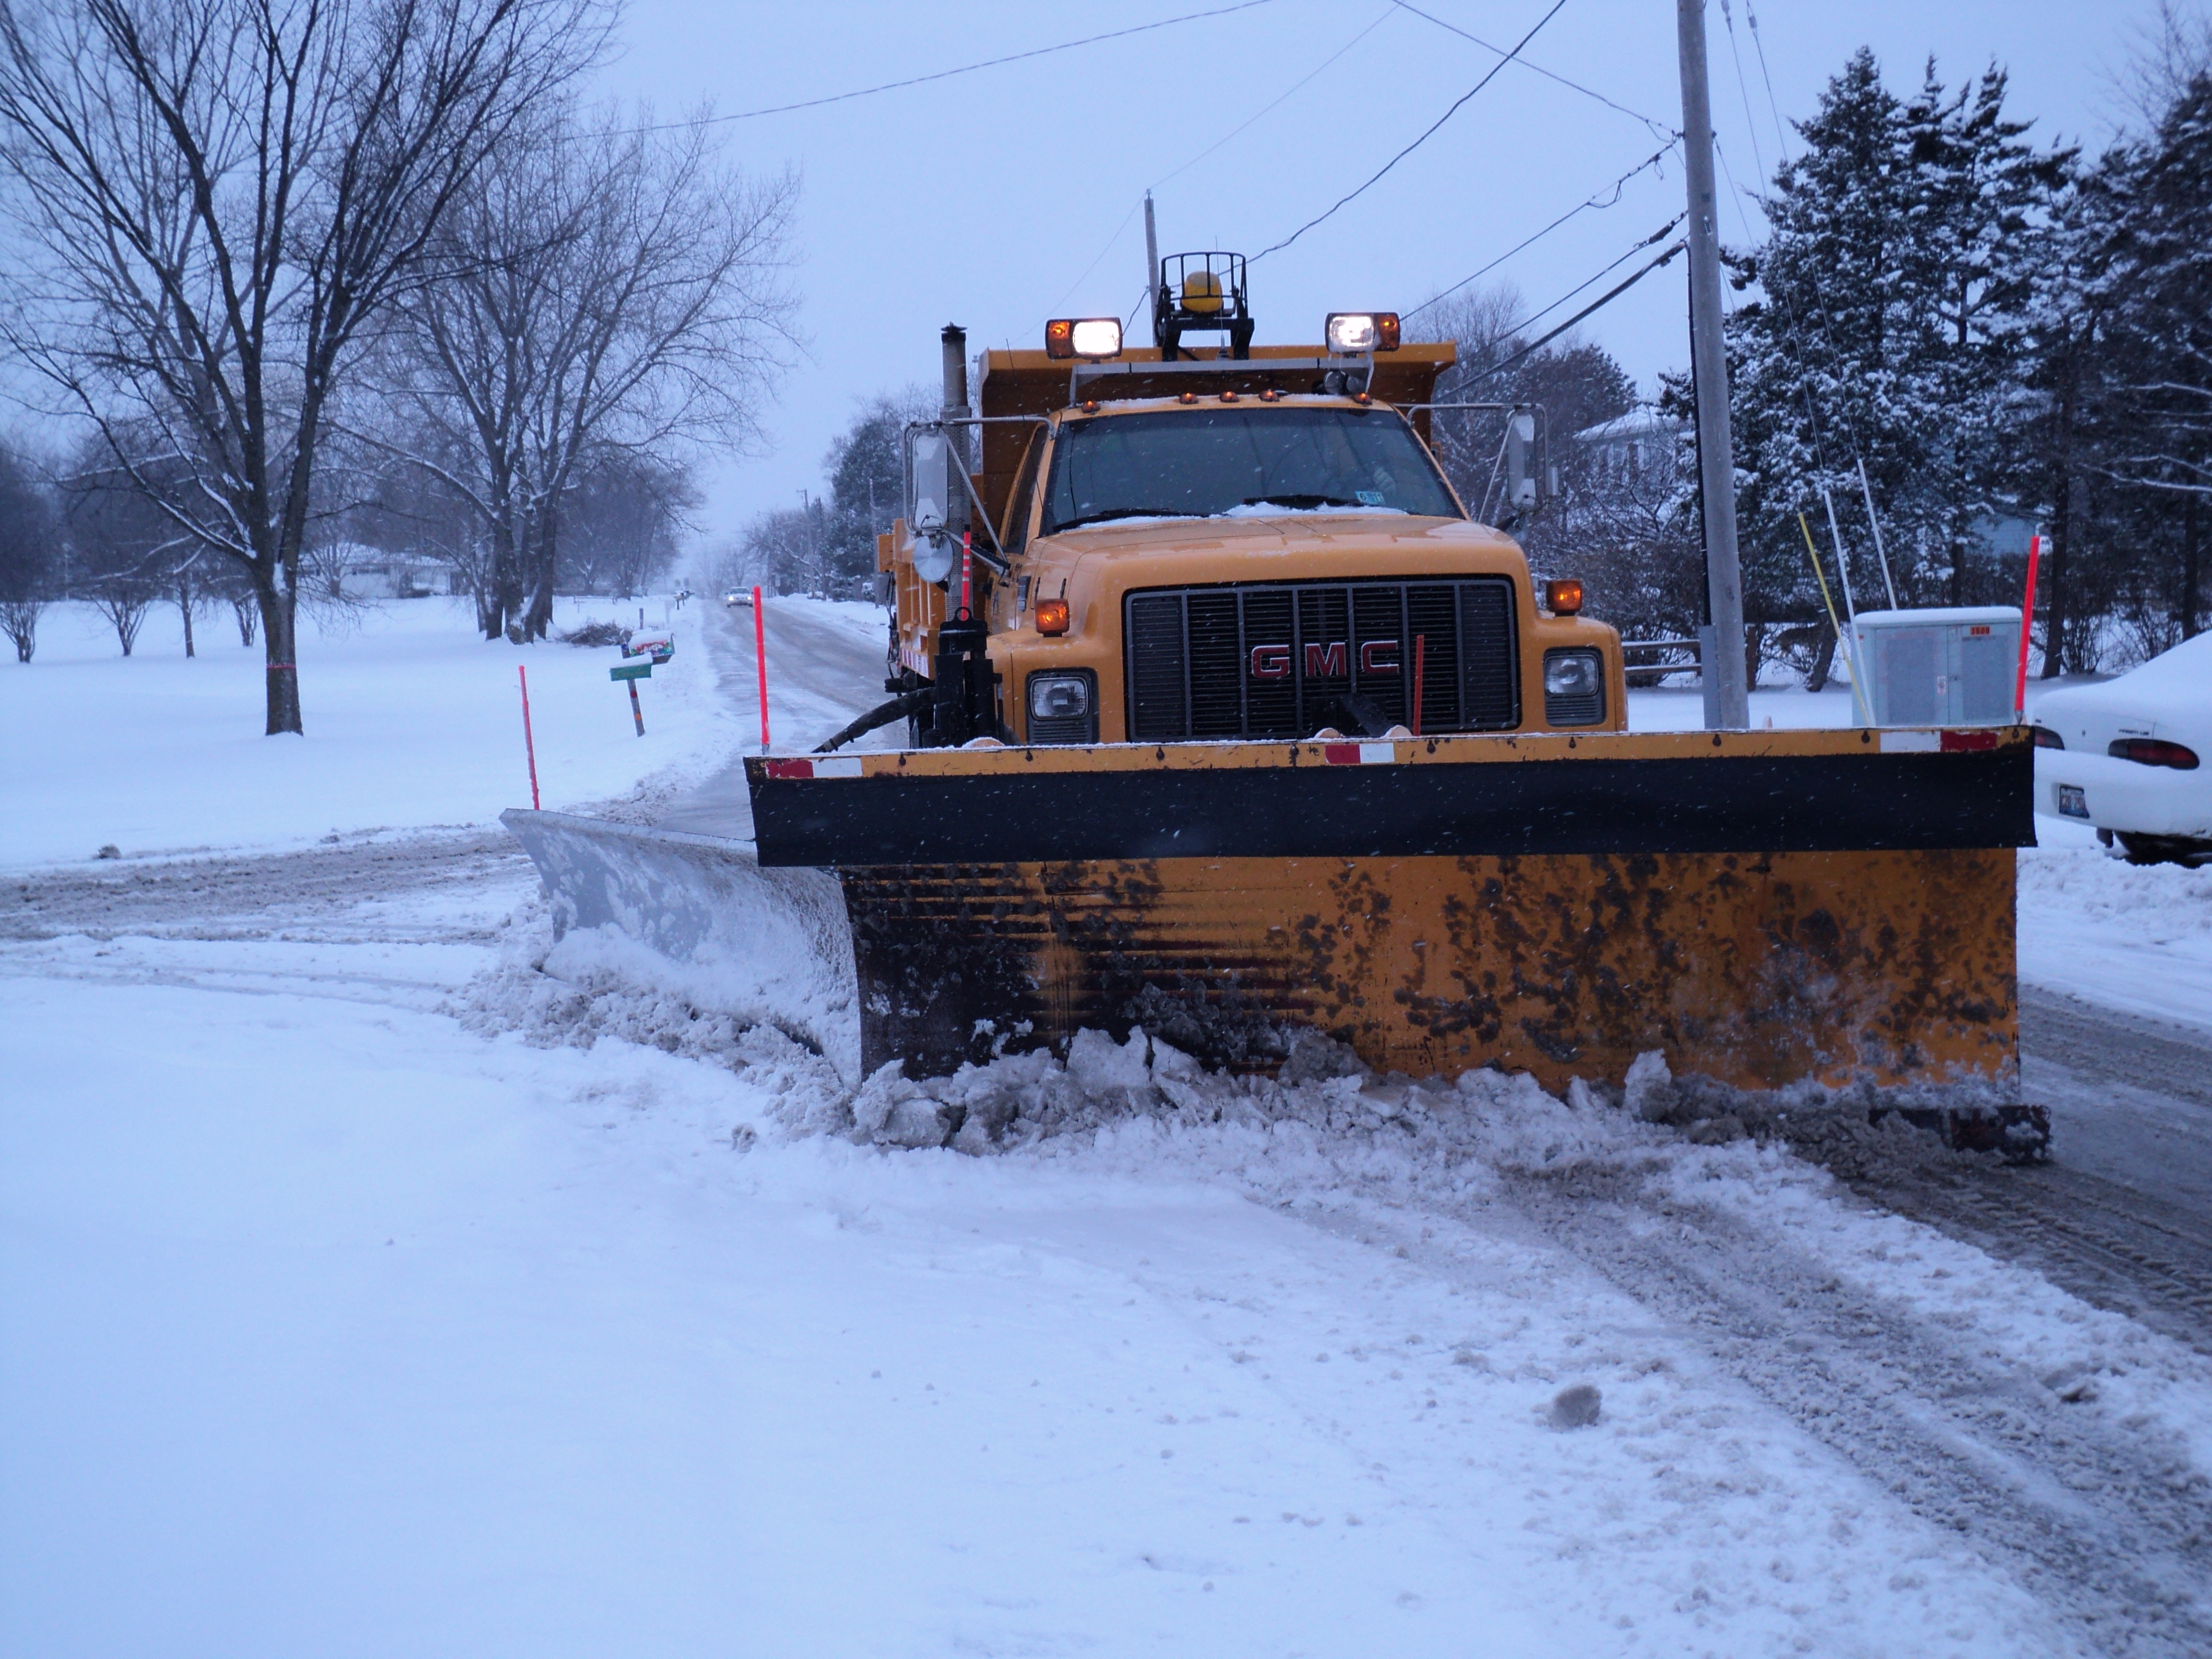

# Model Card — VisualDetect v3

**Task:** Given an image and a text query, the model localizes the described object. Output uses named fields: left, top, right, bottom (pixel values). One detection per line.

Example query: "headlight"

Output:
left=1325, top=311, right=1401, bottom=353
left=1543, top=648, right=1605, bottom=727
left=1029, top=674, right=1091, bottom=720
left=1544, top=651, right=1601, bottom=697
left=1045, top=317, right=1123, bottom=360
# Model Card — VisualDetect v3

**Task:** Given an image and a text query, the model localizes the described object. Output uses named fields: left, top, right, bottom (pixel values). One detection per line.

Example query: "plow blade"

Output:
left=500, top=810, right=859, bottom=1080
left=744, top=728, right=2033, bottom=1103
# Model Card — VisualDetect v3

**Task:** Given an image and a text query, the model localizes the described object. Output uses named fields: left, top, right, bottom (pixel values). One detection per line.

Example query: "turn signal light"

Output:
left=1035, top=598, right=1070, bottom=636
left=1545, top=577, right=1584, bottom=615
left=2032, top=725, right=2064, bottom=749
left=2109, top=737, right=2198, bottom=770
left=1045, top=317, right=1122, bottom=360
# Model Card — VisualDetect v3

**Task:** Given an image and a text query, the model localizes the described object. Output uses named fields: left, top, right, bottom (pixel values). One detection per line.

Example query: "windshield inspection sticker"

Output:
left=1356, top=490, right=1385, bottom=505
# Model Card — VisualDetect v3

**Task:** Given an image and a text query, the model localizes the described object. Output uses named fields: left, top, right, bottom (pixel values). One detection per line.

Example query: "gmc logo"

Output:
left=1248, top=640, right=1400, bottom=679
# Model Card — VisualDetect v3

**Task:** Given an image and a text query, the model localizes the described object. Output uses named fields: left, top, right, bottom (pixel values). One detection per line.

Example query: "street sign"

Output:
left=610, top=661, right=651, bottom=682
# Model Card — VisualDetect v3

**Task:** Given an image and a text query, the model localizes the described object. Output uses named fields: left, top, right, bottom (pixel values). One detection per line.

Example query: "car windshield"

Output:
left=1039, top=405, right=1462, bottom=535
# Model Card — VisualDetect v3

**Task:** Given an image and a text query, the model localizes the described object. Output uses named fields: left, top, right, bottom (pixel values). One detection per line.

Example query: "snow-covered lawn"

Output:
left=0, top=597, right=737, bottom=870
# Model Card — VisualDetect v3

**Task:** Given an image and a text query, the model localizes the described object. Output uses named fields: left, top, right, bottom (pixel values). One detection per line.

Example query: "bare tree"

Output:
left=0, top=439, right=56, bottom=660
left=368, top=97, right=796, bottom=640
left=0, top=0, right=608, bottom=732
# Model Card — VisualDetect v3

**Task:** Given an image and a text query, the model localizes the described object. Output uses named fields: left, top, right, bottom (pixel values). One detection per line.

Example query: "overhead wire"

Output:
left=1496, top=215, right=1684, bottom=338
left=1047, top=4, right=1397, bottom=317
left=1459, top=239, right=1687, bottom=389
left=632, top=0, right=1278, bottom=131
left=1401, top=144, right=1679, bottom=322
left=1388, top=0, right=1676, bottom=140
left=1252, top=0, right=1572, bottom=262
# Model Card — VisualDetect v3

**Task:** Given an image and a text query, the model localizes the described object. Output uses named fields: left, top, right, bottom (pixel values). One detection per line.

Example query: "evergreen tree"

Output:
left=1721, top=50, right=2068, bottom=624
left=2091, top=65, right=2212, bottom=642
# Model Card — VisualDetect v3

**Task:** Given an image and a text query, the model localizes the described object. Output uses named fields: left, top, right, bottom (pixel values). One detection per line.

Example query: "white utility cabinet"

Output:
left=1850, top=607, right=2022, bottom=727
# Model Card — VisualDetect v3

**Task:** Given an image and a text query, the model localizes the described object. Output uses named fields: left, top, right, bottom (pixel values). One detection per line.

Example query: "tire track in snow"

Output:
left=1481, top=1168, right=2212, bottom=1659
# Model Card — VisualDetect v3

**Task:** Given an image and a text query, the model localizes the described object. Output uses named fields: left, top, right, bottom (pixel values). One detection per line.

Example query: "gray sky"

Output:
left=594, top=0, right=2176, bottom=559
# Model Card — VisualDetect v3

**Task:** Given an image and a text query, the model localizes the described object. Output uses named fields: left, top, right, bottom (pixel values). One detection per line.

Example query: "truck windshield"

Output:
left=1040, top=405, right=1462, bottom=534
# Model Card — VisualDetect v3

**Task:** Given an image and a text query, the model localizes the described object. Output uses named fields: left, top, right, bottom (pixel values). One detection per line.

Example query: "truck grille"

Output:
left=1125, top=578, right=1518, bottom=743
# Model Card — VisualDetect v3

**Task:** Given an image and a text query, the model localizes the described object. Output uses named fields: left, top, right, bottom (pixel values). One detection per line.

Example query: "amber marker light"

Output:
left=1035, top=598, right=1070, bottom=636
left=1045, top=318, right=1074, bottom=359
left=1545, top=578, right=1584, bottom=615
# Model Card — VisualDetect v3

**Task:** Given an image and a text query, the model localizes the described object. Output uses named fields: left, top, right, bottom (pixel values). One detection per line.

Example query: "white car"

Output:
left=724, top=591, right=751, bottom=608
left=2033, top=631, right=2211, bottom=864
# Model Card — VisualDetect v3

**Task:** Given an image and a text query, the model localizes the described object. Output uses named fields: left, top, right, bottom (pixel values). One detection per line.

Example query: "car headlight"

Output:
left=1029, top=674, right=1091, bottom=720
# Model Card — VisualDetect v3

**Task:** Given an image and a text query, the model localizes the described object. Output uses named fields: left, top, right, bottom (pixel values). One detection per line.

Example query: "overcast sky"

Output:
left=601, top=0, right=2173, bottom=562
left=13, top=0, right=2176, bottom=560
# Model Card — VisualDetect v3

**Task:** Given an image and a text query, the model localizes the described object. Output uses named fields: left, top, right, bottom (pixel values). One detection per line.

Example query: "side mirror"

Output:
left=912, top=532, right=954, bottom=585
left=910, top=429, right=950, bottom=533
left=1507, top=413, right=1537, bottom=511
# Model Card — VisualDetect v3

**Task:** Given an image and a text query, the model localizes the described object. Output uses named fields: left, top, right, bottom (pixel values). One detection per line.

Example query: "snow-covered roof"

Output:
left=1572, top=405, right=1680, bottom=445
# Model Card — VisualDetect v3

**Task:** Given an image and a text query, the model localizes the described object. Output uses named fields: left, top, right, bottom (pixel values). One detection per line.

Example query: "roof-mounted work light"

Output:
left=1045, top=317, right=1123, bottom=360
left=1325, top=311, right=1401, bottom=354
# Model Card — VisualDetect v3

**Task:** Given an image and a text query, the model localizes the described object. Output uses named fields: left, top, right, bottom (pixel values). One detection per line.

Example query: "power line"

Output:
left=1253, top=0, right=1573, bottom=262
left=1154, top=5, right=1399, bottom=191
left=1389, top=0, right=1676, bottom=139
left=1047, top=4, right=1397, bottom=317
left=1402, top=143, right=1678, bottom=321
left=1460, top=239, right=1686, bottom=387
left=1499, top=216, right=1684, bottom=337
left=641, top=1, right=1278, bottom=131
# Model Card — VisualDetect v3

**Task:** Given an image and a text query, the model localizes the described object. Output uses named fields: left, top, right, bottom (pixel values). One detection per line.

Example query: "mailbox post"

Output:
left=610, top=659, right=651, bottom=735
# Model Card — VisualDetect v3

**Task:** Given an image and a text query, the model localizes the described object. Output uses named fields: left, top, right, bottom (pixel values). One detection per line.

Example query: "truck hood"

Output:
left=1037, top=513, right=1515, bottom=561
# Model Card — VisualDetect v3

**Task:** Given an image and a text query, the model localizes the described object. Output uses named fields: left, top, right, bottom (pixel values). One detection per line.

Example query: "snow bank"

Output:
left=0, top=597, right=738, bottom=870
left=2018, top=838, right=2212, bottom=1031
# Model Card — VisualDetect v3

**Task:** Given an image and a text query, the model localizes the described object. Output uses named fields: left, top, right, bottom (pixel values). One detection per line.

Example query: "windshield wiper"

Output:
left=1054, top=507, right=1199, bottom=530
left=1239, top=494, right=1364, bottom=510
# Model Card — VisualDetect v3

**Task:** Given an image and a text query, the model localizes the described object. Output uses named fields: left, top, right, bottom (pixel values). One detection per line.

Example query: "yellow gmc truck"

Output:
left=865, top=254, right=1625, bottom=754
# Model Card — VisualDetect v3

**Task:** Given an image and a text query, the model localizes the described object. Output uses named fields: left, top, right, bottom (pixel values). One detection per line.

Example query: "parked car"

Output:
left=2033, top=632, right=2210, bottom=864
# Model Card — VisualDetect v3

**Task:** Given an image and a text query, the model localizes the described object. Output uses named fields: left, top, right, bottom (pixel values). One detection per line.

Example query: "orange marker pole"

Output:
left=518, top=665, right=540, bottom=809
left=2013, top=533, right=2041, bottom=721
left=753, top=586, right=769, bottom=751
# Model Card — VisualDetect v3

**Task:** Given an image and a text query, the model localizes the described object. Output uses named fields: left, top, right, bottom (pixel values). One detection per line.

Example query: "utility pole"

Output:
left=1677, top=0, right=1750, bottom=729
left=1143, top=191, right=1161, bottom=347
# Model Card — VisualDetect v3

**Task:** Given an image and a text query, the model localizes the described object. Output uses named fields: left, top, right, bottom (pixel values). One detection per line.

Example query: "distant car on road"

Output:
left=2034, top=632, right=2210, bottom=865
left=724, top=591, right=751, bottom=608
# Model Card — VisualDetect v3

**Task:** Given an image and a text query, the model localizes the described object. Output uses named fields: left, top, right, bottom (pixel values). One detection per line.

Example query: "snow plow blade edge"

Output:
left=745, top=728, right=2032, bottom=1100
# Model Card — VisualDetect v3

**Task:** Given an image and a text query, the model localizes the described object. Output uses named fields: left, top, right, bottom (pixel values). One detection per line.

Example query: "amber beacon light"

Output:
left=1034, top=598, right=1071, bottom=636
left=1545, top=578, right=1584, bottom=615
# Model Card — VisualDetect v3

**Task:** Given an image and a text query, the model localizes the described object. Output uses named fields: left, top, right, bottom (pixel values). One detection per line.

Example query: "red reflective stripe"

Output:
left=1323, top=744, right=1361, bottom=766
left=762, top=758, right=815, bottom=779
left=1939, top=729, right=1999, bottom=752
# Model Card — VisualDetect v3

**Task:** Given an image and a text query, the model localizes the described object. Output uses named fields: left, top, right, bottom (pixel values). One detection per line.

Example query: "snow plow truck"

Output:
left=505, top=254, right=2039, bottom=1147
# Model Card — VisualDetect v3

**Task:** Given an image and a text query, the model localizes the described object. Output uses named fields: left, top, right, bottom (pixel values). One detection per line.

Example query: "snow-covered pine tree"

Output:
left=2090, top=62, right=2212, bottom=644
left=1903, top=63, right=2074, bottom=604
left=1723, top=50, right=1923, bottom=630
left=1720, top=49, right=2068, bottom=632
